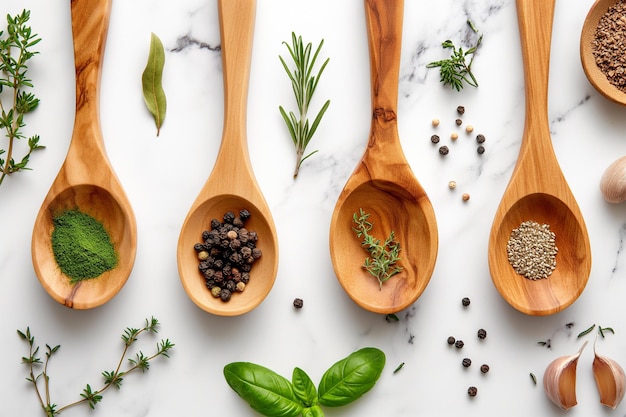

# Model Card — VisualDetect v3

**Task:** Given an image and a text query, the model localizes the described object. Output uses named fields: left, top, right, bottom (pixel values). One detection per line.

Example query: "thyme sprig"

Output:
left=18, top=317, right=174, bottom=417
left=0, top=9, right=43, bottom=186
left=279, top=32, right=330, bottom=179
left=426, top=20, right=483, bottom=91
left=352, top=208, right=403, bottom=290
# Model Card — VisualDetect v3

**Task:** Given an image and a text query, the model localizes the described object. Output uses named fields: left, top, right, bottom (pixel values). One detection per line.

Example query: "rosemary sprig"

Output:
left=352, top=208, right=403, bottom=290
left=18, top=317, right=174, bottom=416
left=279, top=32, right=330, bottom=179
left=0, top=9, right=43, bottom=186
left=426, top=20, right=483, bottom=91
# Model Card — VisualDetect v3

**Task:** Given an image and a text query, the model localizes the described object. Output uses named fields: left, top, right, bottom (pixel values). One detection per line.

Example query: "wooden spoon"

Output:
left=329, top=0, right=438, bottom=315
left=31, top=0, right=137, bottom=309
left=177, top=0, right=278, bottom=316
left=581, top=0, right=626, bottom=106
left=488, top=0, right=591, bottom=316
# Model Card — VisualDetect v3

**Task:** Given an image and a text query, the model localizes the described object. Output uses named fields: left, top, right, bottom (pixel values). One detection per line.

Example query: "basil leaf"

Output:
left=142, top=32, right=166, bottom=136
left=292, top=367, right=317, bottom=406
left=302, top=405, right=324, bottom=417
left=317, top=347, right=385, bottom=407
left=223, top=362, right=304, bottom=417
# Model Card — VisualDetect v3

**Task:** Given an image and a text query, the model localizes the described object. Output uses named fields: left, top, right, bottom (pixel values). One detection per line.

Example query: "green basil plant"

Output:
left=223, top=347, right=386, bottom=417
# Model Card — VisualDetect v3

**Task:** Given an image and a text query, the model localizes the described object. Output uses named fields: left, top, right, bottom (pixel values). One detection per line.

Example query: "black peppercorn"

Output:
left=462, top=358, right=472, bottom=368
left=455, top=118, right=462, bottom=126
left=462, top=297, right=470, bottom=307
left=210, top=219, right=221, bottom=230
left=477, top=145, right=485, bottom=155
left=476, top=134, right=486, bottom=144
left=477, top=329, right=487, bottom=339
left=468, top=386, right=478, bottom=397
left=293, top=298, right=304, bottom=308
left=223, top=211, right=235, bottom=224
left=457, top=105, right=465, bottom=115
left=447, top=336, right=456, bottom=345
left=239, top=209, right=251, bottom=221
left=480, top=364, right=490, bottom=373
left=439, top=145, right=449, bottom=155
left=431, top=134, right=440, bottom=144
left=233, top=217, right=244, bottom=228
left=220, top=288, right=232, bottom=302
left=455, top=340, right=464, bottom=349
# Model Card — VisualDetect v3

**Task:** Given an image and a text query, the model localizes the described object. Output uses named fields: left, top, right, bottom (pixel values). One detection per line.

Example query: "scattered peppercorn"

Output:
left=455, top=118, right=463, bottom=126
left=476, top=134, right=486, bottom=144
left=293, top=298, right=304, bottom=309
left=468, top=386, right=478, bottom=397
left=462, top=358, right=472, bottom=368
left=455, top=340, right=464, bottom=349
left=194, top=209, right=261, bottom=302
left=431, top=134, right=440, bottom=144
left=477, top=145, right=485, bottom=155
left=462, top=193, right=470, bottom=202
left=477, top=328, right=487, bottom=339
left=480, top=364, right=490, bottom=373
left=462, top=297, right=471, bottom=307
left=457, top=105, right=465, bottom=115
left=465, top=125, right=474, bottom=133
left=447, top=336, right=456, bottom=345
left=432, top=118, right=440, bottom=127
left=451, top=132, right=459, bottom=141
left=439, top=145, right=449, bottom=155
left=448, top=180, right=457, bottom=190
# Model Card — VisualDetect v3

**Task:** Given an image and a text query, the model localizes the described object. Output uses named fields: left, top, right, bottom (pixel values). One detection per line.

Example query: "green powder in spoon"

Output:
left=51, top=209, right=118, bottom=283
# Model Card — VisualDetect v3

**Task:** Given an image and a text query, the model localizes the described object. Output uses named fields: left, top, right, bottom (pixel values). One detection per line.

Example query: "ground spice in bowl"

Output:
left=51, top=209, right=118, bottom=284
left=593, top=0, right=626, bottom=92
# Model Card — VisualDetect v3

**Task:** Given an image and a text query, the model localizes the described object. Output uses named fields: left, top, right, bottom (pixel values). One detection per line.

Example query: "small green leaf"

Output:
left=292, top=367, right=317, bottom=407
left=224, top=362, right=303, bottom=417
left=318, top=347, right=385, bottom=407
left=142, top=33, right=166, bottom=136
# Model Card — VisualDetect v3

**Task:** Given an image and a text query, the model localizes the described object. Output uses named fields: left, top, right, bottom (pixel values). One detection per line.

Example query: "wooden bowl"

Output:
left=581, top=0, right=626, bottom=105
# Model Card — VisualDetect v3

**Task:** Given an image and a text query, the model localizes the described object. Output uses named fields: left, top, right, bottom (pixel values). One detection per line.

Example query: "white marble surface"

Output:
left=3, top=0, right=626, bottom=415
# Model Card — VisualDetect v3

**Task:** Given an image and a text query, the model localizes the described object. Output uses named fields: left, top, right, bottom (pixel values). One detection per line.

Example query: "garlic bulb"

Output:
left=593, top=342, right=626, bottom=409
left=600, top=155, right=626, bottom=203
left=543, top=341, right=588, bottom=410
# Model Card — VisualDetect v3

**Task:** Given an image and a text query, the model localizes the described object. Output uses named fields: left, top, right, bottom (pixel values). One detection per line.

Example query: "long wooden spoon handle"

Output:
left=365, top=0, right=403, bottom=119
left=71, top=0, right=111, bottom=148
left=218, top=0, right=255, bottom=149
left=516, top=0, right=555, bottom=127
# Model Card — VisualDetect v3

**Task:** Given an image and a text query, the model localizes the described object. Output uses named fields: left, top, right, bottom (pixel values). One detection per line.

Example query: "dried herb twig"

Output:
left=426, top=20, right=483, bottom=91
left=279, top=32, right=330, bottom=178
left=352, top=208, right=402, bottom=290
left=0, top=9, right=43, bottom=186
left=18, top=317, right=174, bottom=416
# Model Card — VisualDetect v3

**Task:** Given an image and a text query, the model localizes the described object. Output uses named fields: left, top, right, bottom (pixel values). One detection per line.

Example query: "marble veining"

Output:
left=3, top=0, right=626, bottom=415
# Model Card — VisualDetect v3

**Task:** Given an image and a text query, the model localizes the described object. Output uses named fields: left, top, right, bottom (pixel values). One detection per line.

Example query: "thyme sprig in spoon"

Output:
left=279, top=32, right=330, bottom=178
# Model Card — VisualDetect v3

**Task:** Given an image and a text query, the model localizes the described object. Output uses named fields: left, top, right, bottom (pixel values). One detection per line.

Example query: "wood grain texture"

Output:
left=329, top=0, right=438, bottom=314
left=580, top=0, right=626, bottom=106
left=177, top=0, right=278, bottom=316
left=31, top=0, right=137, bottom=309
left=488, top=0, right=591, bottom=316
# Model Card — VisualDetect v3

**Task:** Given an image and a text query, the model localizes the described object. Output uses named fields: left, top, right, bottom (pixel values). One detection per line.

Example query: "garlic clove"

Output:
left=600, top=155, right=626, bottom=203
left=593, top=342, right=626, bottom=409
left=543, top=341, right=588, bottom=410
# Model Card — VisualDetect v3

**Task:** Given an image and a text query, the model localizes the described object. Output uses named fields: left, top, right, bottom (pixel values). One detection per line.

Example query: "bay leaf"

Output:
left=142, top=33, right=166, bottom=136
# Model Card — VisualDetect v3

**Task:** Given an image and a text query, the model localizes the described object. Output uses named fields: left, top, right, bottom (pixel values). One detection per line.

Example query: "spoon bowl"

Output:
left=31, top=0, right=136, bottom=309
left=581, top=0, right=626, bottom=106
left=488, top=0, right=591, bottom=316
left=177, top=0, right=278, bottom=316
left=329, top=0, right=438, bottom=315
